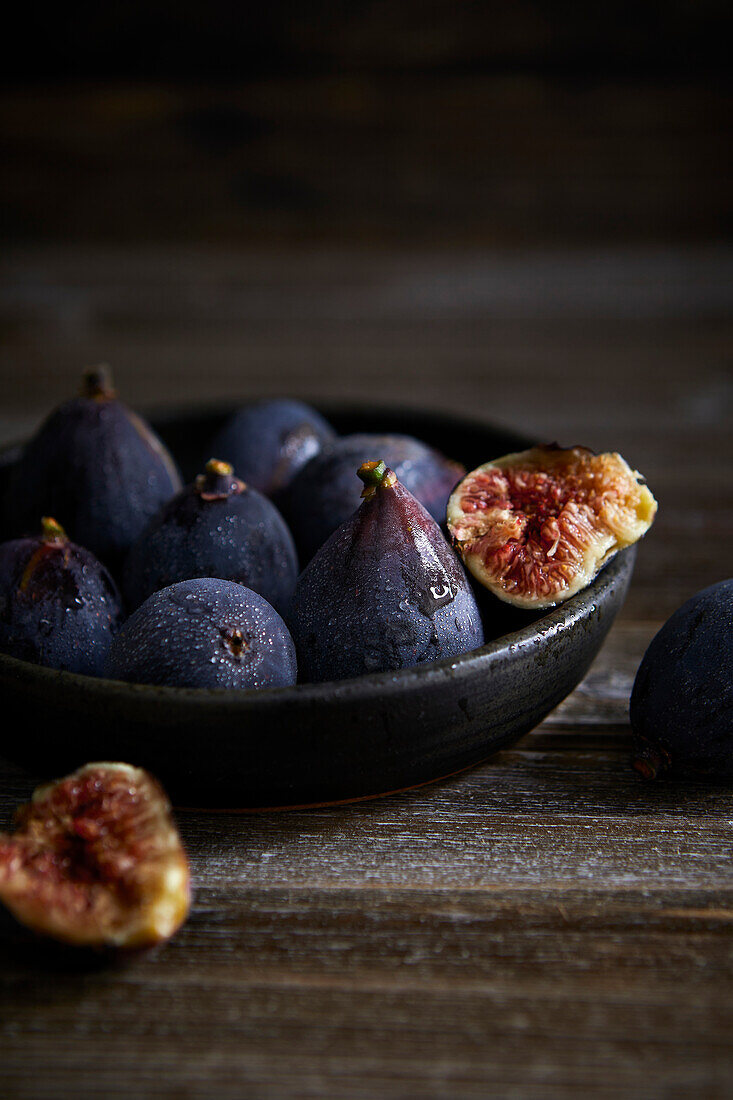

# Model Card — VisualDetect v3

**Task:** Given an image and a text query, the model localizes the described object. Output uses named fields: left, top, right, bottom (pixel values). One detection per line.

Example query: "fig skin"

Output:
left=6, top=366, right=182, bottom=573
left=0, top=763, right=191, bottom=949
left=208, top=399, right=336, bottom=497
left=279, top=433, right=465, bottom=563
left=105, top=577, right=297, bottom=690
left=122, top=458, right=298, bottom=617
left=447, top=445, right=657, bottom=610
left=291, top=460, right=485, bottom=683
left=631, top=580, right=733, bottom=781
left=0, top=518, right=123, bottom=676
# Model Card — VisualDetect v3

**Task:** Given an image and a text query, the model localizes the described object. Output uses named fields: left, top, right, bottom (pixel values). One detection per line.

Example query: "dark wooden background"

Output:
left=1, top=0, right=731, bottom=248
left=1, top=4, right=732, bottom=1096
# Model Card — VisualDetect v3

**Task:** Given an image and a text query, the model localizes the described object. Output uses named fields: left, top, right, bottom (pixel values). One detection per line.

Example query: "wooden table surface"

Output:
left=0, top=245, right=731, bottom=1098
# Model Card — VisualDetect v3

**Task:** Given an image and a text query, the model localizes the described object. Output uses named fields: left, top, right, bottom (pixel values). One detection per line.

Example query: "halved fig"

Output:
left=447, top=445, right=657, bottom=609
left=0, top=763, right=191, bottom=949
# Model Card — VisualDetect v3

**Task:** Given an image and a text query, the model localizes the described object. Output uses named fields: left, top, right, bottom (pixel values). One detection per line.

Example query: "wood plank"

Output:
left=0, top=77, right=729, bottom=245
left=2, top=739, right=732, bottom=1099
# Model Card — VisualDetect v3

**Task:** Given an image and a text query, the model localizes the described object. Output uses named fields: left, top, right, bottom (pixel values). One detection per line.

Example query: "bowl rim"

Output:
left=0, top=548, right=633, bottom=706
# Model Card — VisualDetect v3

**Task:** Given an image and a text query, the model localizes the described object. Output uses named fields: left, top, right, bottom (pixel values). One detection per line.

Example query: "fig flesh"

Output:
left=0, top=517, right=123, bottom=675
left=6, top=366, right=182, bottom=573
left=447, top=445, right=657, bottom=609
left=208, top=399, right=336, bottom=496
left=279, top=432, right=465, bottom=563
left=122, top=458, right=298, bottom=617
left=0, top=763, right=190, bottom=948
left=631, top=580, right=733, bottom=780
left=291, top=460, right=484, bottom=682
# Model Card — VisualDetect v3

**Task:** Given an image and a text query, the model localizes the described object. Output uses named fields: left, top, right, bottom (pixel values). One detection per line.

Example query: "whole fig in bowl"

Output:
left=122, top=458, right=298, bottom=617
left=106, top=578, right=297, bottom=690
left=208, top=398, right=336, bottom=496
left=291, top=460, right=484, bottom=682
left=0, top=517, right=122, bottom=676
left=5, top=366, right=182, bottom=573
left=279, top=432, right=464, bottom=562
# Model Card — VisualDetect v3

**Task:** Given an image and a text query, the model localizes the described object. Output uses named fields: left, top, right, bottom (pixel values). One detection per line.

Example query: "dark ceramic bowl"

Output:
left=0, top=404, right=635, bottom=808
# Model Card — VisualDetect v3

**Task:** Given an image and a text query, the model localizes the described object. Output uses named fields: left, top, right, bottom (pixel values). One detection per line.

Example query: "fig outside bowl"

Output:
left=0, top=404, right=636, bottom=809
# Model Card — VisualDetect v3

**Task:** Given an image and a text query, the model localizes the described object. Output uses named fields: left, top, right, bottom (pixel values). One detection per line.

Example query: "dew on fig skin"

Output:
left=105, top=578, right=296, bottom=690
left=280, top=433, right=465, bottom=563
left=123, top=459, right=297, bottom=618
left=291, top=461, right=484, bottom=682
left=0, top=519, right=123, bottom=675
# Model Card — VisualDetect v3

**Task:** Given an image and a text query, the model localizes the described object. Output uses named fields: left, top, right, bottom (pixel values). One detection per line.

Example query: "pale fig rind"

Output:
left=447, top=445, right=657, bottom=610
left=0, top=763, right=191, bottom=949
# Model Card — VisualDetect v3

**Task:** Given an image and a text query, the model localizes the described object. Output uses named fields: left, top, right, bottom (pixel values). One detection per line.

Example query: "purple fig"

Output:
left=123, top=458, right=298, bottom=617
left=0, top=517, right=123, bottom=675
left=208, top=399, right=336, bottom=496
left=279, top=433, right=465, bottom=563
left=6, top=367, right=182, bottom=572
left=291, top=460, right=484, bottom=682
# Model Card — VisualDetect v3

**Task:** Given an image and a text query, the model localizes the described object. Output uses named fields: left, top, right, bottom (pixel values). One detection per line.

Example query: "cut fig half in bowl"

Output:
left=448, top=445, right=656, bottom=610
left=0, top=405, right=640, bottom=809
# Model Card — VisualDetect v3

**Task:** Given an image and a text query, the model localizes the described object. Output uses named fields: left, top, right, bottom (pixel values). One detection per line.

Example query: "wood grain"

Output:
left=1, top=74, right=730, bottom=246
left=0, top=245, right=732, bottom=1099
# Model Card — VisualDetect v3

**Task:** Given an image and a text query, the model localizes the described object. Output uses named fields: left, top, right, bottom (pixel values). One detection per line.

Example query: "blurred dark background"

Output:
left=1, top=2, right=731, bottom=621
left=1, top=1, right=730, bottom=245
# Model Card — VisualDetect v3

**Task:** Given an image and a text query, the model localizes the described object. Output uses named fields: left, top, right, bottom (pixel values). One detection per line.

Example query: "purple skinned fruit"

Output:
left=631, top=579, right=733, bottom=780
left=104, top=578, right=297, bottom=690
left=123, top=459, right=298, bottom=617
left=291, top=460, right=485, bottom=682
left=6, top=366, right=182, bottom=573
left=279, top=433, right=465, bottom=563
left=208, top=399, right=336, bottom=497
left=0, top=517, right=123, bottom=676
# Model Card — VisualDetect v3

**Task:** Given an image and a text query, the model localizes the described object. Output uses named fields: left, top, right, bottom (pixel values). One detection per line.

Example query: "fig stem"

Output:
left=205, top=458, right=234, bottom=478
left=40, top=516, right=67, bottom=542
left=358, top=460, right=397, bottom=499
left=195, top=458, right=243, bottom=500
left=81, top=365, right=115, bottom=400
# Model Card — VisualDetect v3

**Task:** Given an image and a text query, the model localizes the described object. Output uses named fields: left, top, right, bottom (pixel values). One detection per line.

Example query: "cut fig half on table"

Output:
left=0, top=763, right=191, bottom=949
left=447, top=445, right=657, bottom=609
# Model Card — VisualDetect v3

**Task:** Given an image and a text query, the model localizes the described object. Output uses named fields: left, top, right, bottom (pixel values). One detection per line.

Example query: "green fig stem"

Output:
left=358, top=460, right=397, bottom=500
left=205, top=458, right=234, bottom=478
left=40, top=516, right=67, bottom=543
left=82, top=365, right=115, bottom=400
left=631, top=741, right=668, bottom=781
